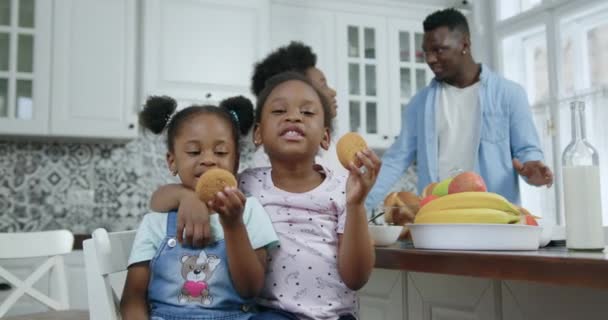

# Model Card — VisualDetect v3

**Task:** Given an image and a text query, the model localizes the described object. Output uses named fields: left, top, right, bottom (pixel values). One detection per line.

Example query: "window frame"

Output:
left=491, top=0, right=608, bottom=226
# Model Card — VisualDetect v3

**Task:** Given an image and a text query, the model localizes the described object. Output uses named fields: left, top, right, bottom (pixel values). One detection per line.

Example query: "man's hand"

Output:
left=513, top=159, right=553, bottom=187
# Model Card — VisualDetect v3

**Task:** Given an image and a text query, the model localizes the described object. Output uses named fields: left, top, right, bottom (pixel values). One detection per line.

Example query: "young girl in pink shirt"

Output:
left=150, top=72, right=380, bottom=319
left=246, top=71, right=380, bottom=319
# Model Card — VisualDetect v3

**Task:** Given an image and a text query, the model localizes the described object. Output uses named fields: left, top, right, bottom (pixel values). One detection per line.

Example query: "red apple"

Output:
left=420, top=194, right=439, bottom=207
left=447, top=171, right=487, bottom=194
left=525, top=215, right=538, bottom=226
left=516, top=214, right=539, bottom=226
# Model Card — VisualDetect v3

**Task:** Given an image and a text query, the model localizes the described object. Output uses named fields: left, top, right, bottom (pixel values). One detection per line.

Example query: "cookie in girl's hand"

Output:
left=195, top=168, right=238, bottom=203
left=336, top=132, right=368, bottom=169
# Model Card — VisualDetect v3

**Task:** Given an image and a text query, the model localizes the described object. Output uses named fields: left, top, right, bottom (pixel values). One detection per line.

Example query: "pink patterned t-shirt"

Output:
left=239, top=166, right=358, bottom=320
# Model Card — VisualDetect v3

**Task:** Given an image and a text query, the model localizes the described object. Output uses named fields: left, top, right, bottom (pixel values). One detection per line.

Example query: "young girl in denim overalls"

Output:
left=120, top=96, right=278, bottom=320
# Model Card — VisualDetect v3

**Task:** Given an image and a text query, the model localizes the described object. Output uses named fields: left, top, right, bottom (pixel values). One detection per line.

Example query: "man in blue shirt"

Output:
left=366, top=8, right=553, bottom=210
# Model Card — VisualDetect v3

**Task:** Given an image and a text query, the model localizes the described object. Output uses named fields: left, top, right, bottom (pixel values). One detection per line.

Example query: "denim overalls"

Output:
left=148, top=212, right=255, bottom=320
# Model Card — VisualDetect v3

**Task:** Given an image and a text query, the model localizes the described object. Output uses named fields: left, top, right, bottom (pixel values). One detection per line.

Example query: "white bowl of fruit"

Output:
left=410, top=171, right=542, bottom=250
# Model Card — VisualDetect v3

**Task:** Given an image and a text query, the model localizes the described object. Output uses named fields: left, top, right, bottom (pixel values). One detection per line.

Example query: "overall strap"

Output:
left=166, top=211, right=178, bottom=237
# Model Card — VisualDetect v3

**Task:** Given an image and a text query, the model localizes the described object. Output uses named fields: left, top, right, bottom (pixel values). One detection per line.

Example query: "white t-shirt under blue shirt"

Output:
left=128, top=196, right=278, bottom=266
left=436, top=81, right=481, bottom=181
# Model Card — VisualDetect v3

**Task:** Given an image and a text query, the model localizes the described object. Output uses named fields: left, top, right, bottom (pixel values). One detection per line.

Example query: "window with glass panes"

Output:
left=346, top=25, right=381, bottom=135
left=397, top=30, right=429, bottom=114
left=0, top=0, right=35, bottom=120
left=494, top=0, right=608, bottom=225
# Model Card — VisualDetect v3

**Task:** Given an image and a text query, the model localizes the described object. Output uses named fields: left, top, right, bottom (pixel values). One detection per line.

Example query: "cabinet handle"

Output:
left=205, top=93, right=212, bottom=98
left=394, top=136, right=398, bottom=140
left=383, top=135, right=388, bottom=140
left=0, top=283, right=11, bottom=291
left=128, top=123, right=135, bottom=129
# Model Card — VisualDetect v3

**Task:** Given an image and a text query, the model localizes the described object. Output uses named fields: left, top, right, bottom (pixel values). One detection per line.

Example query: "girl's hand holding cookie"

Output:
left=346, top=148, right=381, bottom=206
left=337, top=132, right=382, bottom=206
left=195, top=168, right=243, bottom=229
left=208, top=187, right=247, bottom=230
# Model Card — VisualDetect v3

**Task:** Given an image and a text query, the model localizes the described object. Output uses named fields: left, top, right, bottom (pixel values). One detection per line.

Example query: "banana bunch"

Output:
left=414, top=192, right=522, bottom=224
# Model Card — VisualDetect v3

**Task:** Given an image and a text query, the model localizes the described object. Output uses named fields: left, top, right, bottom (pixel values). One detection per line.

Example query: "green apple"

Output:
left=432, top=177, right=453, bottom=197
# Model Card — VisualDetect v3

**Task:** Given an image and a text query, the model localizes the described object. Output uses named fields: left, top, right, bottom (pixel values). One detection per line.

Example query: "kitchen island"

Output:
left=359, top=242, right=608, bottom=320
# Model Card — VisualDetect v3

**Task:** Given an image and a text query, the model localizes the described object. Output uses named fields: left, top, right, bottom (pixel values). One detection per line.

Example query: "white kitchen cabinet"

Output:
left=336, top=13, right=391, bottom=149
left=0, top=0, right=139, bottom=140
left=360, top=270, right=500, bottom=320
left=269, top=4, right=337, bottom=96
left=142, top=0, right=270, bottom=105
left=50, top=0, right=138, bottom=139
left=267, top=1, right=439, bottom=149
left=361, top=269, right=608, bottom=320
left=359, top=269, right=406, bottom=320
left=407, top=272, right=498, bottom=320
left=338, top=16, right=433, bottom=150
left=387, top=19, right=433, bottom=142
left=335, top=12, right=432, bottom=149
left=502, top=280, right=608, bottom=320
left=0, top=0, right=51, bottom=135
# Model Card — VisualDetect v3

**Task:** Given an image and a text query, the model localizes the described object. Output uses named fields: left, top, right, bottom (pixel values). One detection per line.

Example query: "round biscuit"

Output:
left=195, top=168, right=237, bottom=203
left=336, top=132, right=368, bottom=169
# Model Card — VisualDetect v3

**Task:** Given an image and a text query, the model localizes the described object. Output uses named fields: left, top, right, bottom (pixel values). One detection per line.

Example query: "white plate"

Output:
left=408, top=223, right=542, bottom=251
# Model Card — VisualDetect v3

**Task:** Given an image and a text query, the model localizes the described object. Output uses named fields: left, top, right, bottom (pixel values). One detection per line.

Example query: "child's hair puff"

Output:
left=251, top=41, right=317, bottom=97
left=139, top=95, right=254, bottom=152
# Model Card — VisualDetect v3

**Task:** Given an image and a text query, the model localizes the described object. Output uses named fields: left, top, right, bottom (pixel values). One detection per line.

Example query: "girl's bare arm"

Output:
left=120, top=262, right=151, bottom=320
left=338, top=204, right=375, bottom=290
left=223, top=223, right=268, bottom=298
left=211, top=188, right=267, bottom=298
left=338, top=149, right=381, bottom=290
left=150, top=184, right=212, bottom=247
left=149, top=183, right=190, bottom=212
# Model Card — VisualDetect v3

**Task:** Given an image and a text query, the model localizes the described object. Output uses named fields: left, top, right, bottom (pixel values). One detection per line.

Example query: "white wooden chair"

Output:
left=83, top=228, right=136, bottom=320
left=0, top=230, right=74, bottom=317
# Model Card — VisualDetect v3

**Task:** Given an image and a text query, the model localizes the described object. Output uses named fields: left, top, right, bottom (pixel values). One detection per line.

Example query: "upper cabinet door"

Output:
left=0, top=0, right=51, bottom=136
left=51, top=0, right=138, bottom=139
left=387, top=19, right=432, bottom=143
left=270, top=4, right=337, bottom=98
left=336, top=13, right=390, bottom=149
left=142, top=0, right=270, bottom=104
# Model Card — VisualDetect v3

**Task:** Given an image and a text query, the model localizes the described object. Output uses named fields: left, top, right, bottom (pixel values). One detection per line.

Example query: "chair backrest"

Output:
left=0, top=230, right=74, bottom=317
left=83, top=228, right=136, bottom=320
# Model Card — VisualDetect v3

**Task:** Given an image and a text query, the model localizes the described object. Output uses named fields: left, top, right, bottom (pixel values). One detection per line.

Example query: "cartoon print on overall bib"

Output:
left=178, top=250, right=221, bottom=305
left=147, top=212, right=255, bottom=320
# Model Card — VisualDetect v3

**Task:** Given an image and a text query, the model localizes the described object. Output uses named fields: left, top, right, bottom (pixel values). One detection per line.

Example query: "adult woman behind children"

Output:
left=242, top=41, right=344, bottom=174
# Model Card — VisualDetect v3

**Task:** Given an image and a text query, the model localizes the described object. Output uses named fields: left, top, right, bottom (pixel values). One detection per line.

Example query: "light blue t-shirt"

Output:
left=128, top=197, right=278, bottom=266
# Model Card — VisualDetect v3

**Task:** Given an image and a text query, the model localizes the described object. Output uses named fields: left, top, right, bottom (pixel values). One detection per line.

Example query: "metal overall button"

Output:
left=167, top=238, right=177, bottom=248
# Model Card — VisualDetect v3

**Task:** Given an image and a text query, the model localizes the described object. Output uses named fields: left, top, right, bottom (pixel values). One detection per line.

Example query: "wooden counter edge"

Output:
left=375, top=245, right=608, bottom=290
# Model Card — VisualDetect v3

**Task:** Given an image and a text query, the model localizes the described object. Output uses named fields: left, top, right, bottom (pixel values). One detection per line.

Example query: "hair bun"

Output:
left=139, top=95, right=178, bottom=134
left=220, top=96, right=253, bottom=112
left=219, top=95, right=254, bottom=135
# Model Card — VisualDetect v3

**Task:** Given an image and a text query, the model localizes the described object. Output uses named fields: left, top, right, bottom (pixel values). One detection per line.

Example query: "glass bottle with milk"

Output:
left=562, top=101, right=604, bottom=251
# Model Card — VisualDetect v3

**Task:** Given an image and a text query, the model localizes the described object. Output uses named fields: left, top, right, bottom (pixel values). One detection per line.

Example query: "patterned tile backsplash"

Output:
left=0, top=134, right=176, bottom=233
left=0, top=134, right=418, bottom=234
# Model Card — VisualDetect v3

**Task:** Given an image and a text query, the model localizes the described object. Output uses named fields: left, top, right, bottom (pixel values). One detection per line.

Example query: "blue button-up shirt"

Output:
left=365, top=64, right=544, bottom=210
